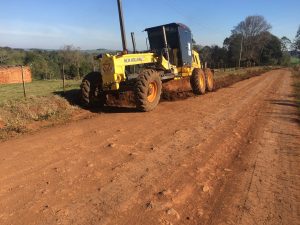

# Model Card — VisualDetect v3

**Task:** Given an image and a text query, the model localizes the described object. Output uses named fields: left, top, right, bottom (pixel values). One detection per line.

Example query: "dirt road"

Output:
left=0, top=69, right=299, bottom=225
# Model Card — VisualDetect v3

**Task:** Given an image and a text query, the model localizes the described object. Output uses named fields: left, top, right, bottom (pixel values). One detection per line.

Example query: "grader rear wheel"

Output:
left=204, top=68, right=214, bottom=92
left=135, top=69, right=162, bottom=112
left=190, top=68, right=206, bottom=95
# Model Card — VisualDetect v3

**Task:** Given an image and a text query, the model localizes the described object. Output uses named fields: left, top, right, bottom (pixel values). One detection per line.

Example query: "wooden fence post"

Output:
left=21, top=66, right=27, bottom=98
left=62, top=64, right=65, bottom=93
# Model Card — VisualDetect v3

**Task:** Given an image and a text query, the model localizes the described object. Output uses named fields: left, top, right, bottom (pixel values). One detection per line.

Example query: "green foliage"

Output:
left=281, top=53, right=291, bottom=66
left=0, top=47, right=26, bottom=65
left=260, top=34, right=282, bottom=65
left=194, top=16, right=285, bottom=68
left=294, top=26, right=300, bottom=50
left=219, top=16, right=283, bottom=67
left=281, top=36, right=292, bottom=52
left=291, top=67, right=300, bottom=116
left=291, top=57, right=300, bottom=65
left=223, top=34, right=242, bottom=65
left=0, top=46, right=102, bottom=80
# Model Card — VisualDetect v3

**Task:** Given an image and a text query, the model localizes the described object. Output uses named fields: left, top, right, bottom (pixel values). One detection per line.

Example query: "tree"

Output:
left=261, top=34, right=282, bottom=65
left=25, top=51, right=49, bottom=79
left=294, top=25, right=300, bottom=51
left=232, top=15, right=271, bottom=37
left=200, top=46, right=212, bottom=64
left=0, top=48, right=9, bottom=64
left=231, top=15, right=272, bottom=64
left=223, top=34, right=243, bottom=66
left=210, top=45, right=228, bottom=67
left=59, top=45, right=82, bottom=78
left=280, top=36, right=292, bottom=52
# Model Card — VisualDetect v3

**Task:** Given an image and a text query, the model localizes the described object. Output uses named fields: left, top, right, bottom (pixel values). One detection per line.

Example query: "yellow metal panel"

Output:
left=99, top=50, right=202, bottom=91
left=192, top=50, right=201, bottom=69
left=100, top=53, right=158, bottom=91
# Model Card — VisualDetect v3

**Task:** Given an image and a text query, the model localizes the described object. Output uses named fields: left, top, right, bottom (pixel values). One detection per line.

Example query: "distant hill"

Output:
left=0, top=46, right=116, bottom=54
left=80, top=49, right=118, bottom=54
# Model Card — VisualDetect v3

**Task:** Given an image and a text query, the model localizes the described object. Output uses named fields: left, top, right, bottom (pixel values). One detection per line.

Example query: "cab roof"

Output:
left=144, top=23, right=191, bottom=32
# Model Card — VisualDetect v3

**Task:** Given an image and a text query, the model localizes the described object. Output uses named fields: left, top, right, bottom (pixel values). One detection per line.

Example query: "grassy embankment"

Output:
left=291, top=66, right=300, bottom=117
left=0, top=67, right=276, bottom=140
left=0, top=80, right=81, bottom=140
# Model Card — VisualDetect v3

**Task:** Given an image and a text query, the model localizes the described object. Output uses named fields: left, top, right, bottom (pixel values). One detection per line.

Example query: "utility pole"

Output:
left=238, top=35, right=243, bottom=68
left=117, top=0, right=127, bottom=53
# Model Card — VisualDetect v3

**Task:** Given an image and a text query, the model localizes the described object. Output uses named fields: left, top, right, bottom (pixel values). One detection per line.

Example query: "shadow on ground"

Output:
left=54, top=89, right=138, bottom=114
left=267, top=99, right=300, bottom=125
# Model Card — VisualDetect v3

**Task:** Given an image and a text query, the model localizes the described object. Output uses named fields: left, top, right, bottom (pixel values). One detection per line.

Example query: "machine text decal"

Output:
left=124, top=57, right=144, bottom=63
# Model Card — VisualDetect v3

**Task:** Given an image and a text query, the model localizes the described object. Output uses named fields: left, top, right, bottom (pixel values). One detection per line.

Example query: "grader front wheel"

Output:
left=135, top=69, right=162, bottom=112
left=190, top=68, right=206, bottom=95
left=80, top=72, right=105, bottom=108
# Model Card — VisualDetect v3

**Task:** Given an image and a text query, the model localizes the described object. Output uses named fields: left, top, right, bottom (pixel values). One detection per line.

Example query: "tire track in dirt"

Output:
left=206, top=69, right=300, bottom=225
left=111, top=70, right=285, bottom=225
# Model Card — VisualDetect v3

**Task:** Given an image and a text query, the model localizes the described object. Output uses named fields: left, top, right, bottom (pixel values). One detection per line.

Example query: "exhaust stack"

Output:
left=131, top=32, right=137, bottom=53
left=117, top=0, right=127, bottom=53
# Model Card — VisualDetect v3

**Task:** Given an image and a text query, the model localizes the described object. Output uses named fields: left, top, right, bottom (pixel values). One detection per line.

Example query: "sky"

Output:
left=0, top=0, right=299, bottom=50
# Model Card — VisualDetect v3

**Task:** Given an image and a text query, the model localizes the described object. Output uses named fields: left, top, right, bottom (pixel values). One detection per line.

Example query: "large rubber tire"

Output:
left=204, top=68, right=214, bottom=92
left=190, top=68, right=206, bottom=95
left=80, top=72, right=105, bottom=107
left=134, top=69, right=162, bottom=112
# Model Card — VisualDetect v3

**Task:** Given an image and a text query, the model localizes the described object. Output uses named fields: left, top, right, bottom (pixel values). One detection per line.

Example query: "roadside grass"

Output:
left=0, top=79, right=81, bottom=105
left=291, top=57, right=300, bottom=65
left=0, top=96, right=76, bottom=140
left=0, top=79, right=81, bottom=140
left=292, top=66, right=300, bottom=117
left=213, top=66, right=275, bottom=90
left=160, top=66, right=275, bottom=101
left=213, top=66, right=277, bottom=78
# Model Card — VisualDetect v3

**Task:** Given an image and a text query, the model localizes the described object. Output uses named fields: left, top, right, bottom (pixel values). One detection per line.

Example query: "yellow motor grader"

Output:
left=81, top=0, right=214, bottom=112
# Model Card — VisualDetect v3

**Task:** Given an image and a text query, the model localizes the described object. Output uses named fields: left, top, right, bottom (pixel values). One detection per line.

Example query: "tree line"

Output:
left=194, top=16, right=300, bottom=68
left=0, top=45, right=110, bottom=80
left=0, top=15, right=299, bottom=80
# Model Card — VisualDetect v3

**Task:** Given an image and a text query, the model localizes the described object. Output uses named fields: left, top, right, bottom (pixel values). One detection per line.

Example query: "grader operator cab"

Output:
left=146, top=23, right=193, bottom=68
left=81, top=0, right=214, bottom=112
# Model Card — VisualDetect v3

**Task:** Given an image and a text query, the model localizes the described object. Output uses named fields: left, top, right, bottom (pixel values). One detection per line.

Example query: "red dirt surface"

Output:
left=0, top=66, right=32, bottom=84
left=0, top=69, right=299, bottom=225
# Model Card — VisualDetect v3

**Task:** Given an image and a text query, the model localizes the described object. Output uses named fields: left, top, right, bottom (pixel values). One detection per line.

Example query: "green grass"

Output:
left=292, top=67, right=300, bottom=115
left=0, top=95, right=76, bottom=140
left=214, top=66, right=276, bottom=78
left=0, top=79, right=81, bottom=105
left=0, top=79, right=81, bottom=140
left=291, top=57, right=300, bottom=65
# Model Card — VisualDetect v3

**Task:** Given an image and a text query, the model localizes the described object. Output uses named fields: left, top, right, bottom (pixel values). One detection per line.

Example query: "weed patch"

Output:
left=291, top=66, right=300, bottom=116
left=0, top=96, right=76, bottom=140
